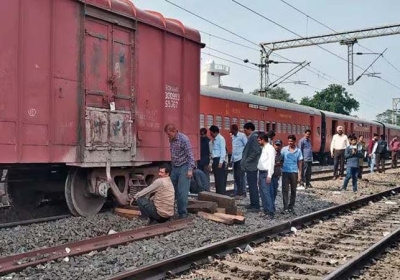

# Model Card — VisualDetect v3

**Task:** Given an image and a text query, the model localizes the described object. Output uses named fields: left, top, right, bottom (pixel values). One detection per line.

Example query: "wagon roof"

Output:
left=84, top=0, right=201, bottom=42
left=201, top=86, right=321, bottom=115
left=321, top=110, right=377, bottom=125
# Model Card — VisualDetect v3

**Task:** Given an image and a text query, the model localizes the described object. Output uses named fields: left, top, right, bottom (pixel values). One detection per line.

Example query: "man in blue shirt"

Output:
left=230, top=124, right=247, bottom=198
left=298, top=129, right=313, bottom=189
left=281, top=134, right=303, bottom=214
left=209, top=125, right=227, bottom=195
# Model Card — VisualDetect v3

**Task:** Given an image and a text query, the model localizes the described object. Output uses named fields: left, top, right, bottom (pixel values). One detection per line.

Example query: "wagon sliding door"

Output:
left=83, top=17, right=135, bottom=165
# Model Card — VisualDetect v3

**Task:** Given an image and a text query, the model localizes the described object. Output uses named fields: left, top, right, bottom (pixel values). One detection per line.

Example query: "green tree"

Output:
left=250, top=87, right=297, bottom=103
left=299, top=84, right=359, bottom=115
left=376, top=109, right=400, bottom=125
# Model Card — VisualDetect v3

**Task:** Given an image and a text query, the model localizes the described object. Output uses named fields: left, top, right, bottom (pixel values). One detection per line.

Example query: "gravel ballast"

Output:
left=1, top=168, right=400, bottom=280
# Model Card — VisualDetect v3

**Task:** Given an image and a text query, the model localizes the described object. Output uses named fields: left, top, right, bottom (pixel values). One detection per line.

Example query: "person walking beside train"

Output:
left=341, top=135, right=364, bottom=192
left=368, top=133, right=379, bottom=173
left=372, top=134, right=388, bottom=173
left=134, top=164, right=175, bottom=225
left=357, top=135, right=367, bottom=179
left=389, top=135, right=400, bottom=168
left=230, top=124, right=247, bottom=198
left=209, top=125, right=227, bottom=195
left=330, top=126, right=349, bottom=180
left=164, top=124, right=195, bottom=219
left=281, top=134, right=303, bottom=214
left=299, top=129, right=313, bottom=188
left=257, top=132, right=276, bottom=219
left=198, top=128, right=210, bottom=180
left=241, top=122, right=262, bottom=212
left=272, top=140, right=283, bottom=201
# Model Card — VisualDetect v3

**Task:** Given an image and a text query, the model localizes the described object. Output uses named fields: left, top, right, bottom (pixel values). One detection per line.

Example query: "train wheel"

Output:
left=6, top=182, right=44, bottom=211
left=65, top=168, right=105, bottom=217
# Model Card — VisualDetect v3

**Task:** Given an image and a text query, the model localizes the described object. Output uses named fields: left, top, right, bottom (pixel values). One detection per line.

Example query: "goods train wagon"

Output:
left=200, top=86, right=400, bottom=163
left=0, top=0, right=203, bottom=216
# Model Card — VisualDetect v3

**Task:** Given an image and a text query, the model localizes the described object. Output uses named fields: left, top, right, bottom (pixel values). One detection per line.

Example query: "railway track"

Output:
left=108, top=186, right=400, bottom=280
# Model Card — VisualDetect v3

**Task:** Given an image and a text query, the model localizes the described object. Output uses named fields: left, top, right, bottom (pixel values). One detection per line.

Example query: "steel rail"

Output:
left=0, top=214, right=71, bottom=230
left=107, top=186, right=400, bottom=280
left=324, top=226, right=400, bottom=280
left=0, top=218, right=193, bottom=275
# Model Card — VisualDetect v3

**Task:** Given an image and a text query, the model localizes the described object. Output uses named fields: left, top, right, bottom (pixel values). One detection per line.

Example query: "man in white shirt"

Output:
left=257, top=132, right=276, bottom=219
left=330, top=126, right=349, bottom=180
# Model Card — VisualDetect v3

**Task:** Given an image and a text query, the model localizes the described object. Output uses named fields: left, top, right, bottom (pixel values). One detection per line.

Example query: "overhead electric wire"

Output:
left=231, top=0, right=372, bottom=74
left=164, top=0, right=379, bottom=109
left=278, top=0, right=400, bottom=79
left=356, top=49, right=387, bottom=82
left=201, top=52, right=258, bottom=71
left=199, top=30, right=259, bottom=51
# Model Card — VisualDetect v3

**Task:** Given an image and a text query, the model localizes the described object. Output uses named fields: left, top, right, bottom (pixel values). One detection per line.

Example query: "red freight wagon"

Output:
left=0, top=0, right=203, bottom=216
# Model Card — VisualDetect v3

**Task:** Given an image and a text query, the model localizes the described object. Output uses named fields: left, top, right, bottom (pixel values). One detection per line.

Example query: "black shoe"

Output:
left=306, top=184, right=313, bottom=189
left=148, top=219, right=158, bottom=225
left=247, top=208, right=260, bottom=213
left=178, top=214, right=189, bottom=219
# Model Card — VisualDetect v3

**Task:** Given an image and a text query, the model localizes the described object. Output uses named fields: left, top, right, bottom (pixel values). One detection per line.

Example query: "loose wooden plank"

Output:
left=213, top=212, right=245, bottom=224
left=114, top=207, right=142, bottom=219
left=198, top=191, right=237, bottom=215
left=216, top=207, right=226, bottom=213
left=187, top=201, right=218, bottom=214
left=197, top=211, right=234, bottom=225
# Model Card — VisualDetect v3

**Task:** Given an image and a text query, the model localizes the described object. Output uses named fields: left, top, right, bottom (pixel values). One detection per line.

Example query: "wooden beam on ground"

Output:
left=216, top=208, right=226, bottom=213
left=213, top=212, right=245, bottom=224
left=197, top=211, right=234, bottom=225
left=114, top=207, right=142, bottom=219
left=198, top=191, right=238, bottom=215
left=187, top=201, right=218, bottom=214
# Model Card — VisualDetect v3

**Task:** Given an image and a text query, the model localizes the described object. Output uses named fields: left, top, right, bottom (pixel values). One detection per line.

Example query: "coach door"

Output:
left=83, top=17, right=135, bottom=164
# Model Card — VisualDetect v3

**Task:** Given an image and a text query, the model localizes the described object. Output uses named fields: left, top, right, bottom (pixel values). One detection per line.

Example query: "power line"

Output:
left=165, top=0, right=379, bottom=109
left=231, top=0, right=371, bottom=74
left=201, top=52, right=258, bottom=71
left=199, top=30, right=259, bottom=51
left=278, top=0, right=400, bottom=78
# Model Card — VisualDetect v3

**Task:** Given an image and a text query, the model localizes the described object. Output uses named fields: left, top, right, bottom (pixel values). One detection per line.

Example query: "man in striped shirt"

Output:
left=164, top=124, right=195, bottom=219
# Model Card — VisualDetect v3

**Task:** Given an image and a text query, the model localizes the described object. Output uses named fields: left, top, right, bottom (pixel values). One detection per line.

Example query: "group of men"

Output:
left=198, top=122, right=313, bottom=219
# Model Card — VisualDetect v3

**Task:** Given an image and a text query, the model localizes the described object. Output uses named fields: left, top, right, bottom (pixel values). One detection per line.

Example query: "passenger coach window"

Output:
left=260, top=121, right=265, bottom=132
left=288, top=124, right=291, bottom=134
left=317, top=127, right=321, bottom=135
left=216, top=116, right=222, bottom=128
left=266, top=122, right=270, bottom=132
left=240, top=118, right=245, bottom=131
left=200, top=114, right=205, bottom=128
left=254, top=120, right=258, bottom=131
left=297, top=125, right=301, bottom=134
left=272, top=123, right=276, bottom=132
left=232, top=117, right=238, bottom=124
left=277, top=123, right=282, bottom=133
left=224, top=117, right=230, bottom=130
left=302, top=125, right=305, bottom=133
left=207, top=115, right=214, bottom=127
left=283, top=123, right=287, bottom=133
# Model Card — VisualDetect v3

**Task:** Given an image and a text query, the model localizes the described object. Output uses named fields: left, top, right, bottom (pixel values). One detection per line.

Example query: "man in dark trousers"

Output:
left=241, top=122, right=262, bottom=212
left=209, top=125, right=227, bottom=195
left=164, top=123, right=195, bottom=219
left=198, top=128, right=210, bottom=181
left=189, top=168, right=210, bottom=194
left=134, top=164, right=175, bottom=225
left=299, top=129, right=313, bottom=188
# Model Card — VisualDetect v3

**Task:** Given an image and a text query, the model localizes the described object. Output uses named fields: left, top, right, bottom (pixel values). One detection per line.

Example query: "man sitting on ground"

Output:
left=190, top=168, right=210, bottom=194
left=134, top=164, right=175, bottom=224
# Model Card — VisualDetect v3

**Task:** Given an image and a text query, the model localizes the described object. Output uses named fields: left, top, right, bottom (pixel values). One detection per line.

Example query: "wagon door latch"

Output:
left=108, top=75, right=118, bottom=96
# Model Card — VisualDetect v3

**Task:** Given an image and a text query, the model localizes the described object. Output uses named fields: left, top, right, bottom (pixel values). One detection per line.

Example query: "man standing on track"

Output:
left=241, top=122, right=262, bottom=212
left=164, top=124, right=195, bottom=219
left=281, top=134, right=303, bottom=214
left=209, top=125, right=227, bottom=195
left=230, top=124, right=247, bottom=199
left=272, top=140, right=283, bottom=201
left=257, top=132, right=276, bottom=219
left=299, top=129, right=313, bottom=189
left=198, top=128, right=210, bottom=180
left=330, top=126, right=349, bottom=180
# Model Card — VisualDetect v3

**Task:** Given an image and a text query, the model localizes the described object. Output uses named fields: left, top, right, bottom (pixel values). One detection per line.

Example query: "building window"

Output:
left=207, top=115, right=214, bottom=127
left=200, top=114, right=205, bottom=128
left=277, top=123, right=282, bottom=133
left=240, top=118, right=245, bottom=131
left=259, top=121, right=265, bottom=132
left=288, top=124, right=291, bottom=134
left=254, top=120, right=258, bottom=131
left=224, top=117, right=230, bottom=130
left=283, top=123, right=287, bottom=133
left=266, top=122, right=270, bottom=132
left=216, top=115, right=222, bottom=128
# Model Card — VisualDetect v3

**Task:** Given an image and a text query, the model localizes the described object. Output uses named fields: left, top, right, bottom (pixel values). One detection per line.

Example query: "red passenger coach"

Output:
left=0, top=0, right=203, bottom=216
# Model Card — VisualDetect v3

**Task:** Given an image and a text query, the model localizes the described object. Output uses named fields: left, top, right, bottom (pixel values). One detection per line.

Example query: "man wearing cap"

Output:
left=330, top=126, right=349, bottom=180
